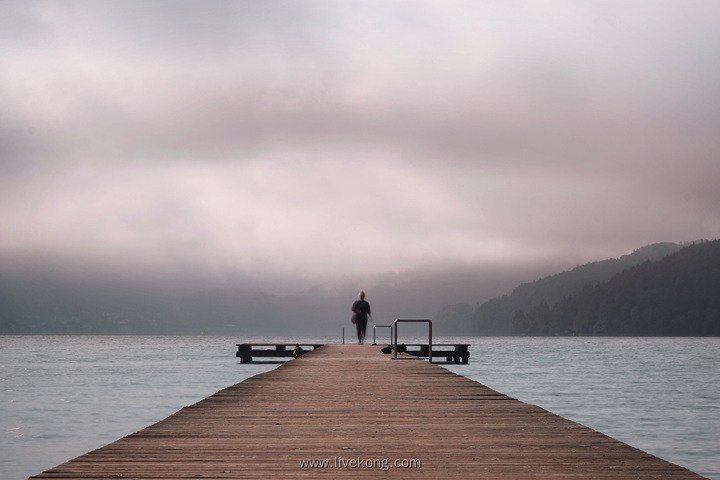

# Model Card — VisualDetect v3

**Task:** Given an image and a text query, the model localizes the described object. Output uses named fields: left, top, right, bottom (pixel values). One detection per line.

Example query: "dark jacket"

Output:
left=351, top=300, right=371, bottom=323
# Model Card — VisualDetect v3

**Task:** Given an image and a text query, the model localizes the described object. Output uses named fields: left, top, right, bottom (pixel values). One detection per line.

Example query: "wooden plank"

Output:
left=29, top=344, right=706, bottom=479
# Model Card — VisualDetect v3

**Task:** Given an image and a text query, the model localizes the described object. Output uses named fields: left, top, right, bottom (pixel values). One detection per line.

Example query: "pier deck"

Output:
left=30, top=344, right=704, bottom=479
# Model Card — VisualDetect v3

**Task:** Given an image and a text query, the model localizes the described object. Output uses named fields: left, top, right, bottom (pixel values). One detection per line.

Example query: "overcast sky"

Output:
left=2, top=1, right=720, bottom=291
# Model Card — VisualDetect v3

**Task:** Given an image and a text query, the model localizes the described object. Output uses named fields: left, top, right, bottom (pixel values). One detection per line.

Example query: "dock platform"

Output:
left=235, top=342, right=324, bottom=363
left=30, top=344, right=705, bottom=479
left=393, top=343, right=470, bottom=364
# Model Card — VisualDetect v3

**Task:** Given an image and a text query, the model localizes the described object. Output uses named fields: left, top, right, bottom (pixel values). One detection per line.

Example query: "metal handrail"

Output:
left=372, top=325, right=393, bottom=345
left=393, top=319, right=433, bottom=363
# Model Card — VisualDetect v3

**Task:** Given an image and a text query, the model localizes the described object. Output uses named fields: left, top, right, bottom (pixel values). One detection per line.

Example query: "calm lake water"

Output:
left=1, top=336, right=718, bottom=479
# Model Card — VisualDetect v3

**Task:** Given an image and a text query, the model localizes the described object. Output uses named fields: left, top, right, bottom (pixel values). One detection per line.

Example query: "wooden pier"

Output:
left=30, top=344, right=705, bottom=479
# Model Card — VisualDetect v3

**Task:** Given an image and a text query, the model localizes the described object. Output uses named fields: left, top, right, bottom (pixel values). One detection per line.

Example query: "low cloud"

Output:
left=1, top=1, right=719, bottom=298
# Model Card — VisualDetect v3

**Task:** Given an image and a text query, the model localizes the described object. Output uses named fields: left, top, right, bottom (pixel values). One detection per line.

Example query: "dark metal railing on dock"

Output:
left=375, top=319, right=469, bottom=364
left=372, top=324, right=393, bottom=345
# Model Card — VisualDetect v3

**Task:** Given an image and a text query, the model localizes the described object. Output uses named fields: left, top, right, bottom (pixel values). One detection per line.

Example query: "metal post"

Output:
left=372, top=325, right=393, bottom=345
left=393, top=319, right=433, bottom=363
left=342, top=327, right=345, bottom=344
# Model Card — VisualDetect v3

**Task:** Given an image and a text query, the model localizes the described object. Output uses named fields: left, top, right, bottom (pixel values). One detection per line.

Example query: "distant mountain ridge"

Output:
left=4, top=241, right=716, bottom=336
left=435, top=242, right=685, bottom=335
left=513, top=239, right=720, bottom=336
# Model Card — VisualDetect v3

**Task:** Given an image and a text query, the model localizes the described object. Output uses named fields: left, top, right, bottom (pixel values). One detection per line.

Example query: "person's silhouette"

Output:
left=351, top=290, right=371, bottom=344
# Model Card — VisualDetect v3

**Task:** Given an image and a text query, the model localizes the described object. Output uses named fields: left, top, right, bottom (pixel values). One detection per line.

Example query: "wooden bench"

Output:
left=388, top=343, right=470, bottom=364
left=235, top=343, right=324, bottom=363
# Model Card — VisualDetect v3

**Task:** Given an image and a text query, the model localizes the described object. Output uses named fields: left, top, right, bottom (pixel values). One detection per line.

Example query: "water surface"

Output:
left=1, top=336, right=717, bottom=479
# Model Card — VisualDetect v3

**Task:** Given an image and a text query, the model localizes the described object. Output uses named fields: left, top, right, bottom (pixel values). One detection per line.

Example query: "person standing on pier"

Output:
left=351, top=290, right=372, bottom=344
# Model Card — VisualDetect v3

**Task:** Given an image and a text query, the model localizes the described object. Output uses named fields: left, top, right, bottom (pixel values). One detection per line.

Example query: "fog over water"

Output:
left=2, top=1, right=720, bottom=330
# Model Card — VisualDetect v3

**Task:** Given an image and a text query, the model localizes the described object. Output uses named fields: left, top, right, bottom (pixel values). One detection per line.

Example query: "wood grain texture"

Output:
left=29, top=344, right=706, bottom=479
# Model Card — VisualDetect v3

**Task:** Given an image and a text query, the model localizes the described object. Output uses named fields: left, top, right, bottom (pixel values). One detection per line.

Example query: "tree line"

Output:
left=456, top=242, right=684, bottom=335
left=512, top=239, right=720, bottom=336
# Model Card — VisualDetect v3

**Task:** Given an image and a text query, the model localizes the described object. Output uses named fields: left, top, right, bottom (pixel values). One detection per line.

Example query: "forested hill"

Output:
left=513, top=239, right=720, bottom=336
left=444, top=242, right=683, bottom=335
